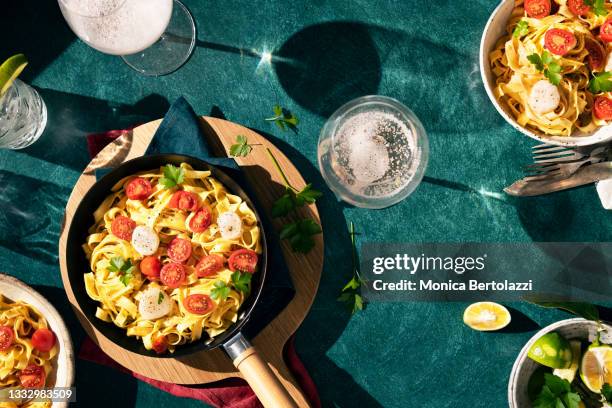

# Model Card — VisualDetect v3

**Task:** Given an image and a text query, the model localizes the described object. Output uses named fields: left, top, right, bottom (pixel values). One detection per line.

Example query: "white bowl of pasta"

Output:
left=0, top=273, right=74, bottom=408
left=480, top=0, right=612, bottom=146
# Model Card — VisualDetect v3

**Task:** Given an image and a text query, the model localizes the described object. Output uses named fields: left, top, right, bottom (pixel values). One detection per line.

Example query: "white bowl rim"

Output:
left=480, top=0, right=612, bottom=147
left=507, top=317, right=610, bottom=407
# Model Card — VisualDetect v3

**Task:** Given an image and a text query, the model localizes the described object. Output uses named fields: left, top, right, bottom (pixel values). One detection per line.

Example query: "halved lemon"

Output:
left=580, top=345, right=612, bottom=393
left=528, top=332, right=573, bottom=369
left=0, top=54, right=28, bottom=96
left=463, top=301, right=511, bottom=331
left=553, top=340, right=582, bottom=382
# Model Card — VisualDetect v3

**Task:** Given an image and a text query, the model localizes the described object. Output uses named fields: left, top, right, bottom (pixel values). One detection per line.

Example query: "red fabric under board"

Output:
left=81, top=130, right=321, bottom=408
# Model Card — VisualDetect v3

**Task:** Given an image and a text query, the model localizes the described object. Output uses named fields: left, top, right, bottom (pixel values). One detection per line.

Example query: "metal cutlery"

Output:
left=523, top=144, right=609, bottom=182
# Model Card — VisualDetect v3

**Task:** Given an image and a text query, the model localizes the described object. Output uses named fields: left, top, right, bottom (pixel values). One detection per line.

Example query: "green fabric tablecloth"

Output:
left=2, top=1, right=611, bottom=407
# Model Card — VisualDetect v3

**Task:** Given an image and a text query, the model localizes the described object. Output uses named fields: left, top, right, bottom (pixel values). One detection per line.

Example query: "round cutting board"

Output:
left=58, top=117, right=323, bottom=407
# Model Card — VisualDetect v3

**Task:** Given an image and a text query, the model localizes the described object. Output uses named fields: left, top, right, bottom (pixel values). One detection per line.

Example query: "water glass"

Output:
left=0, top=79, right=47, bottom=149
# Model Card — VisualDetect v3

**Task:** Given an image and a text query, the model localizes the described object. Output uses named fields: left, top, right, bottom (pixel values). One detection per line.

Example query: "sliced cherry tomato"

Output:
left=140, top=256, right=162, bottom=279
left=183, top=294, right=215, bottom=315
left=167, top=238, right=192, bottom=263
left=568, top=0, right=590, bottom=16
left=601, top=19, right=612, bottom=42
left=160, top=262, right=186, bottom=288
left=594, top=96, right=612, bottom=119
left=125, top=177, right=152, bottom=201
left=151, top=335, right=168, bottom=354
left=111, top=216, right=136, bottom=241
left=228, top=249, right=258, bottom=274
left=0, top=326, right=14, bottom=351
left=19, top=364, right=45, bottom=388
left=189, top=207, right=212, bottom=233
left=524, top=0, right=551, bottom=18
left=31, top=328, right=56, bottom=352
left=168, top=191, right=199, bottom=212
left=195, top=254, right=225, bottom=278
left=585, top=38, right=606, bottom=71
left=544, top=28, right=577, bottom=56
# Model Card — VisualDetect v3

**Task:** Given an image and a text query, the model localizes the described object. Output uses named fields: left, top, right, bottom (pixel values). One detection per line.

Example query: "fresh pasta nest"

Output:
left=490, top=0, right=612, bottom=136
left=83, top=163, right=261, bottom=354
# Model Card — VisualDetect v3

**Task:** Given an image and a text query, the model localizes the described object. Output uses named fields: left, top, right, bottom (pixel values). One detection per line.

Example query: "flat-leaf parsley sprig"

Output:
left=265, top=104, right=299, bottom=132
left=337, top=222, right=364, bottom=314
left=159, top=164, right=185, bottom=189
left=107, top=257, right=135, bottom=286
left=528, top=51, right=562, bottom=85
left=229, top=135, right=260, bottom=158
left=589, top=71, right=612, bottom=93
left=585, top=0, right=607, bottom=16
left=513, top=20, right=529, bottom=38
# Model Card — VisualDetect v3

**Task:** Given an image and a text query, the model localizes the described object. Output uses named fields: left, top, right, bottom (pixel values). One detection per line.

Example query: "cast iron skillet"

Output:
left=66, top=154, right=297, bottom=407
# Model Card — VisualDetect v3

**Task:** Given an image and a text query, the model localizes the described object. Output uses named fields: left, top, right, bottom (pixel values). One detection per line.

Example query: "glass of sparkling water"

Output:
left=318, top=95, right=429, bottom=209
left=0, top=79, right=47, bottom=149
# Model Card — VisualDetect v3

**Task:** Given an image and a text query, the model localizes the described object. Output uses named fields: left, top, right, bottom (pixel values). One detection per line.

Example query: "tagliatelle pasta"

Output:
left=83, top=163, right=261, bottom=353
left=490, top=0, right=612, bottom=136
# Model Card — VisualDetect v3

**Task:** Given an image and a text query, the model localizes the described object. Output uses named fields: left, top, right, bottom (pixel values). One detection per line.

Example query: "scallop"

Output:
left=138, top=287, right=172, bottom=320
left=131, top=225, right=159, bottom=256
left=528, top=80, right=560, bottom=115
left=217, top=212, right=242, bottom=240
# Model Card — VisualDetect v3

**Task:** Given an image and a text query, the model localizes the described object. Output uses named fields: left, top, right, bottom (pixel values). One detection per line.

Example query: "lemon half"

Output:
left=580, top=345, right=612, bottom=393
left=463, top=301, right=511, bottom=331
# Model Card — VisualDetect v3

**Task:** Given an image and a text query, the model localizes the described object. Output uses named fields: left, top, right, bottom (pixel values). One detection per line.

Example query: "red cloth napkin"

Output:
left=81, top=129, right=321, bottom=408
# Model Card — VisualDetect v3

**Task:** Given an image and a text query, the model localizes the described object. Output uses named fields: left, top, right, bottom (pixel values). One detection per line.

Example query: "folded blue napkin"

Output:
left=100, top=97, right=295, bottom=338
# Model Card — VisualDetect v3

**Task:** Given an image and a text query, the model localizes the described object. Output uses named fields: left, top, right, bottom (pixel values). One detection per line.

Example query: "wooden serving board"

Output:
left=58, top=117, right=323, bottom=407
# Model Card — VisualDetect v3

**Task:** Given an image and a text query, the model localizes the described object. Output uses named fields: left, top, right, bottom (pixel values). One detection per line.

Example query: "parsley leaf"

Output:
left=585, top=0, right=607, bottom=16
left=231, top=271, right=252, bottom=294
left=229, top=135, right=253, bottom=157
left=337, top=292, right=363, bottom=314
left=108, top=257, right=135, bottom=286
left=589, top=71, right=612, bottom=93
left=602, top=383, right=612, bottom=402
left=159, top=164, right=185, bottom=189
left=211, top=280, right=230, bottom=301
left=271, top=192, right=295, bottom=218
left=513, top=20, right=529, bottom=38
left=338, top=222, right=365, bottom=314
left=533, top=374, right=581, bottom=408
left=265, top=104, right=299, bottom=132
left=271, top=184, right=323, bottom=218
left=528, top=51, right=563, bottom=85
left=157, top=292, right=165, bottom=305
left=279, top=219, right=322, bottom=253
left=528, top=53, right=544, bottom=72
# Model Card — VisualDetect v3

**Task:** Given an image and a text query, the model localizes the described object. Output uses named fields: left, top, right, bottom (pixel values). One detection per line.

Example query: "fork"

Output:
left=524, top=144, right=609, bottom=182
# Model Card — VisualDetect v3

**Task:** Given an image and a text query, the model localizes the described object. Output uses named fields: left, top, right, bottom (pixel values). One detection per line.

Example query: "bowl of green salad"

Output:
left=509, top=318, right=612, bottom=408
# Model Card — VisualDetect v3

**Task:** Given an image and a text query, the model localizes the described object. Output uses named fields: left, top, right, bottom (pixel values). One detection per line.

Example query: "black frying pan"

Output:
left=66, top=154, right=297, bottom=407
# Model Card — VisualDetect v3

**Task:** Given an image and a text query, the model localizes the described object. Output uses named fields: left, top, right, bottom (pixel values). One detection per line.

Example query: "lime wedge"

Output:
left=528, top=332, right=573, bottom=369
left=553, top=340, right=581, bottom=382
left=580, top=345, right=612, bottom=393
left=0, top=54, right=28, bottom=96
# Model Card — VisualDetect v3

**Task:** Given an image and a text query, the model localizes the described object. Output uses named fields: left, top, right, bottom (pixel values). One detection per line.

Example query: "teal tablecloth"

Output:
left=2, top=1, right=611, bottom=407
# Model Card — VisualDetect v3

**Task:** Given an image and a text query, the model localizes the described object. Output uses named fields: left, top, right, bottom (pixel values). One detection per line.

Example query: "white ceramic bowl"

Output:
left=480, top=0, right=612, bottom=147
left=508, top=318, right=611, bottom=407
left=0, top=274, right=75, bottom=408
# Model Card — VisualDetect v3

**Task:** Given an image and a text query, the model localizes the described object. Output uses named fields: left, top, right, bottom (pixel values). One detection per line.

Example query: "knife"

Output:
left=505, top=162, right=612, bottom=197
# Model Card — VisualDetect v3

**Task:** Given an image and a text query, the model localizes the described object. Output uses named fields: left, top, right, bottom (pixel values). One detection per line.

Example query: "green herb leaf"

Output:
left=159, top=164, right=185, bottom=189
left=528, top=53, right=544, bottom=72
left=337, top=222, right=365, bottom=314
left=513, top=20, right=529, bottom=38
left=271, top=191, right=295, bottom=218
left=271, top=184, right=323, bottom=218
left=294, top=183, right=322, bottom=206
left=586, top=0, right=607, bottom=16
left=265, top=104, right=299, bottom=132
left=279, top=218, right=322, bottom=253
left=541, top=51, right=553, bottom=66
left=231, top=271, right=252, bottom=294
left=108, top=257, right=124, bottom=272
left=545, top=69, right=562, bottom=86
left=589, top=71, right=612, bottom=93
left=108, top=257, right=134, bottom=286
left=342, top=276, right=361, bottom=292
left=337, top=292, right=363, bottom=314
left=211, top=280, right=230, bottom=301
left=229, top=135, right=253, bottom=157
left=157, top=292, right=165, bottom=305
left=528, top=51, right=564, bottom=85
left=602, top=383, right=612, bottom=402
left=533, top=374, right=581, bottom=408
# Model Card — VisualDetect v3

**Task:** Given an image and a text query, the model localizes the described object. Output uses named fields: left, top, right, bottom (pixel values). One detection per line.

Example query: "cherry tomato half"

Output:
left=189, top=207, right=212, bottom=233
left=19, top=364, right=46, bottom=388
left=594, top=96, right=612, bottom=120
left=167, top=238, right=192, bottom=263
left=111, top=216, right=136, bottom=241
left=140, top=256, right=162, bottom=279
left=160, top=262, right=186, bottom=288
left=183, top=294, right=215, bottom=315
left=195, top=254, right=225, bottom=278
left=152, top=335, right=168, bottom=354
left=168, top=191, right=199, bottom=212
left=524, top=0, right=551, bottom=18
left=0, top=326, right=14, bottom=351
left=544, top=28, right=577, bottom=56
left=601, top=19, right=612, bottom=42
left=568, top=0, right=590, bottom=16
left=31, top=328, right=56, bottom=352
left=585, top=38, right=606, bottom=71
left=228, top=249, right=258, bottom=274
left=125, top=177, right=152, bottom=201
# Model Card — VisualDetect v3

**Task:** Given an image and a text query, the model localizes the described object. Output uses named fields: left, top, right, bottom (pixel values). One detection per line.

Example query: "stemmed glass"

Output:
left=57, top=0, right=196, bottom=76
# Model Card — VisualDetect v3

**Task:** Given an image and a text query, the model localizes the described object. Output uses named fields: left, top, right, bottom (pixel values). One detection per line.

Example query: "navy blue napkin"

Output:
left=100, top=97, right=295, bottom=338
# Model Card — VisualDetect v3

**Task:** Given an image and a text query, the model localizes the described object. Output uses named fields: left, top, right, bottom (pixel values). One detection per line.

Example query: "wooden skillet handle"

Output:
left=224, top=333, right=300, bottom=408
